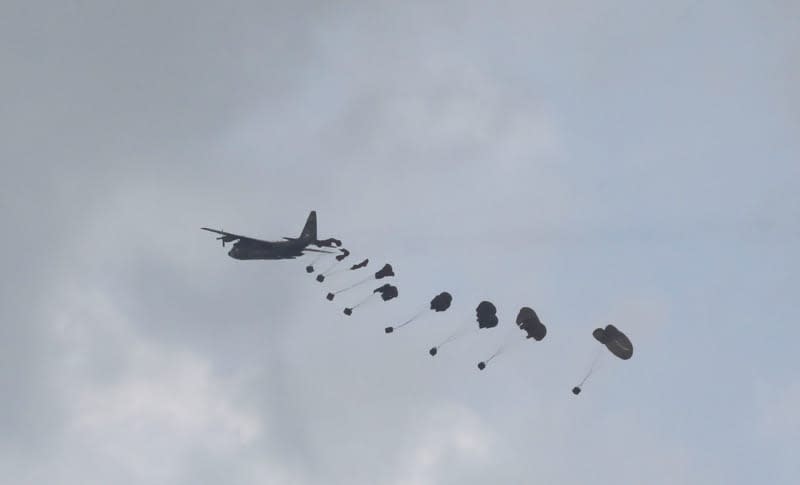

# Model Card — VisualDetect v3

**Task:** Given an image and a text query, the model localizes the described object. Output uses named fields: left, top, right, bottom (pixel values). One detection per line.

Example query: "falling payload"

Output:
left=429, top=300, right=498, bottom=356
left=327, top=263, right=394, bottom=301
left=343, top=284, right=399, bottom=316
left=572, top=324, right=633, bottom=395
left=385, top=291, right=453, bottom=334
left=477, top=306, right=547, bottom=370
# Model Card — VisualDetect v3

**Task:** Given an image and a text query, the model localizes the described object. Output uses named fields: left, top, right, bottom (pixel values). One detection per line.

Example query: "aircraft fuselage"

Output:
left=227, top=239, right=307, bottom=260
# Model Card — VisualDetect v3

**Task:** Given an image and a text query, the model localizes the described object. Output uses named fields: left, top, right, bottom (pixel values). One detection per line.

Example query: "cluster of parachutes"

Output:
left=305, top=244, right=633, bottom=395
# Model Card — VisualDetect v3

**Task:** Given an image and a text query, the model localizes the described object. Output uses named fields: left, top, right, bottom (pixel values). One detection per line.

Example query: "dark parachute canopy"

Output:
left=350, top=258, right=369, bottom=270
left=335, top=248, right=351, bottom=261
left=374, top=283, right=398, bottom=301
left=374, top=264, right=395, bottom=279
left=385, top=291, right=453, bottom=334
left=476, top=301, right=498, bottom=329
left=316, top=237, right=343, bottom=248
left=430, top=292, right=452, bottom=312
left=516, top=307, right=547, bottom=341
left=593, top=324, right=633, bottom=360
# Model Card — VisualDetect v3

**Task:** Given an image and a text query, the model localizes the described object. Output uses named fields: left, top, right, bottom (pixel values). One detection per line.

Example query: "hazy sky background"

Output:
left=1, top=1, right=798, bottom=484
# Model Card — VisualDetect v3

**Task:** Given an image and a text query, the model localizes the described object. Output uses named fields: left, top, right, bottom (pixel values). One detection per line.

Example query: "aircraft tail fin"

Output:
left=300, top=211, right=317, bottom=241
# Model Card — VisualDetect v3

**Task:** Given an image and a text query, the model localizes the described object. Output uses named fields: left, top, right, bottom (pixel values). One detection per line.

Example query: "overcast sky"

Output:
left=1, top=1, right=799, bottom=484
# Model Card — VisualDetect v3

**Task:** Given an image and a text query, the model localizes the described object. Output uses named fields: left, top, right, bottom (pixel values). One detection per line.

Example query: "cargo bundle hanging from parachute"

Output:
left=477, top=306, right=547, bottom=370
left=429, top=300, right=498, bottom=356
left=385, top=291, right=453, bottom=334
left=572, top=324, right=633, bottom=395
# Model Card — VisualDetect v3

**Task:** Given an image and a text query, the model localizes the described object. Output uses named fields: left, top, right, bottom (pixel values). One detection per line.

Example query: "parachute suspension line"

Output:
left=578, top=347, right=604, bottom=387
left=351, top=293, right=377, bottom=310
left=321, top=260, right=342, bottom=276
left=485, top=345, right=506, bottom=364
left=385, top=305, right=428, bottom=334
left=430, top=327, right=475, bottom=356
left=326, top=263, right=357, bottom=277
left=437, top=325, right=476, bottom=348
left=334, top=276, right=373, bottom=295
left=306, top=252, right=330, bottom=273
left=394, top=307, right=427, bottom=330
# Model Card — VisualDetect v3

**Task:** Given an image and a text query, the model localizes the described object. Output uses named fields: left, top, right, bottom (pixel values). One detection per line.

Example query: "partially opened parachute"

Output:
left=315, top=248, right=352, bottom=281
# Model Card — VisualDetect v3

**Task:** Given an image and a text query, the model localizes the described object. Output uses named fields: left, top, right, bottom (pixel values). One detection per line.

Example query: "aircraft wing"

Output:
left=201, top=227, right=271, bottom=245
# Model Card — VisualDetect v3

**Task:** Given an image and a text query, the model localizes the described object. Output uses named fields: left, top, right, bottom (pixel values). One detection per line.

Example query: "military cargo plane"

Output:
left=202, top=211, right=340, bottom=260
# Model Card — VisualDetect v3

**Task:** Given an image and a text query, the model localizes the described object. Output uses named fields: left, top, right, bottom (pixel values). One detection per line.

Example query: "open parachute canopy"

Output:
left=476, top=301, right=498, bottom=329
left=516, top=307, right=546, bottom=341
left=374, top=283, right=399, bottom=301
left=593, top=324, right=633, bottom=360
left=430, top=292, right=453, bottom=312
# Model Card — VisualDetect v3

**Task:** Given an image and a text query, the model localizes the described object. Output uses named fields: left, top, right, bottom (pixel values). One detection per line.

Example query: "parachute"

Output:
left=429, top=300, right=498, bottom=356
left=477, top=306, right=547, bottom=371
left=374, top=264, right=395, bottom=279
left=327, top=263, right=394, bottom=301
left=430, top=292, right=453, bottom=312
left=516, top=307, right=546, bottom=341
left=315, top=248, right=351, bottom=282
left=476, top=301, right=498, bottom=329
left=343, top=284, right=398, bottom=316
left=385, top=291, right=452, bottom=334
left=305, top=239, right=344, bottom=273
left=316, top=237, right=342, bottom=248
left=593, top=324, right=633, bottom=360
left=572, top=324, right=633, bottom=395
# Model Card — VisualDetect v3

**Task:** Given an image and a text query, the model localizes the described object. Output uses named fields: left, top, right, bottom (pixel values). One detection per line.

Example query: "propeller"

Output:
left=216, top=231, right=238, bottom=247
